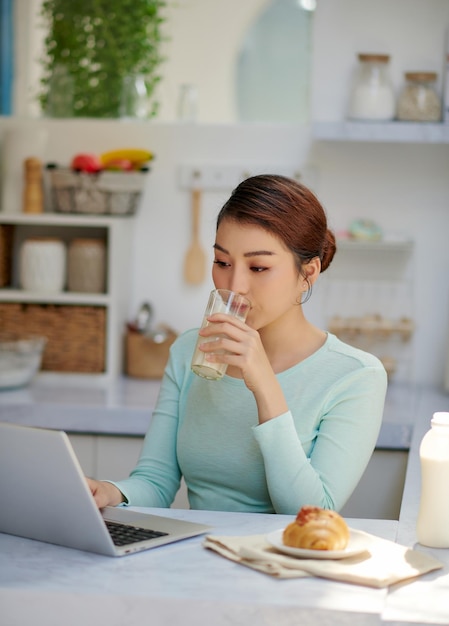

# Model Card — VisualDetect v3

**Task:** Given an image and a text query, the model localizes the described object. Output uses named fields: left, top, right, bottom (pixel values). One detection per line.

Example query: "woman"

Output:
left=88, top=174, right=387, bottom=514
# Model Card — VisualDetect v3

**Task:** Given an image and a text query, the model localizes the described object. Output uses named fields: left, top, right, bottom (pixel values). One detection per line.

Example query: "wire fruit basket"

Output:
left=46, top=166, right=149, bottom=216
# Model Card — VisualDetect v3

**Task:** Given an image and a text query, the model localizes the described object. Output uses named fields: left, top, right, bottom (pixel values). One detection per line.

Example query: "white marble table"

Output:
left=2, top=505, right=449, bottom=626
left=1, top=510, right=398, bottom=626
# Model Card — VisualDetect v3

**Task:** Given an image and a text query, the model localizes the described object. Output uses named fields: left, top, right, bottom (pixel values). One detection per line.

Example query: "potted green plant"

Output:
left=38, top=0, right=167, bottom=118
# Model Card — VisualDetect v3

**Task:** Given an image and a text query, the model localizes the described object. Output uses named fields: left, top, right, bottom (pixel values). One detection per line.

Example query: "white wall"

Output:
left=2, top=0, right=449, bottom=390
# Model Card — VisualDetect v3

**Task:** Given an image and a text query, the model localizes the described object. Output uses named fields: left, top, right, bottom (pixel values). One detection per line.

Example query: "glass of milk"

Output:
left=191, top=289, right=251, bottom=380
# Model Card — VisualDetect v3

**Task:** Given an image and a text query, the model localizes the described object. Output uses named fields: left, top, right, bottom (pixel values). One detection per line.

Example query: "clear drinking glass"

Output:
left=191, top=289, right=251, bottom=380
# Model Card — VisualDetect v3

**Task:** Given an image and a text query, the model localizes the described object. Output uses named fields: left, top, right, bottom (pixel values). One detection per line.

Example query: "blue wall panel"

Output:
left=0, top=0, right=13, bottom=114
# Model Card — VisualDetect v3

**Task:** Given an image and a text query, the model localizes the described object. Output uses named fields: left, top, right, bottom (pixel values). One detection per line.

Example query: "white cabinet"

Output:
left=96, top=435, right=144, bottom=480
left=68, top=433, right=189, bottom=509
left=340, top=450, right=408, bottom=520
left=68, top=433, right=143, bottom=480
left=68, top=433, right=97, bottom=477
left=0, top=213, right=134, bottom=380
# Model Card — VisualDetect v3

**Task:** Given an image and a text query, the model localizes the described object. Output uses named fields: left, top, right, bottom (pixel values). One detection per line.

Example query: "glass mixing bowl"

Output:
left=0, top=335, right=47, bottom=390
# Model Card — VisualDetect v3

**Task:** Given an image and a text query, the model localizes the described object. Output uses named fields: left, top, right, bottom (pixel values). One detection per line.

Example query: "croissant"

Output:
left=282, top=505, right=350, bottom=551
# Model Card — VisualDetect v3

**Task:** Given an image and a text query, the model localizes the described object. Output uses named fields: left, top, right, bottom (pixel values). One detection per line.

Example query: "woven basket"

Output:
left=46, top=167, right=148, bottom=216
left=125, top=327, right=177, bottom=379
left=0, top=224, right=14, bottom=288
left=0, top=303, right=106, bottom=373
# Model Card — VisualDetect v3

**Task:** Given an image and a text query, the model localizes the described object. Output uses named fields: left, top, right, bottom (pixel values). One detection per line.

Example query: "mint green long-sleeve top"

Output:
left=114, top=330, right=387, bottom=514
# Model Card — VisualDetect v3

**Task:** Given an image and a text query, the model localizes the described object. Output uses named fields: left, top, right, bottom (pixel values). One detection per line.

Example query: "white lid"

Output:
left=431, top=412, right=449, bottom=426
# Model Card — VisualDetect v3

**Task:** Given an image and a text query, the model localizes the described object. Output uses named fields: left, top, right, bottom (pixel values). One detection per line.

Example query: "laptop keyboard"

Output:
left=105, top=520, right=169, bottom=546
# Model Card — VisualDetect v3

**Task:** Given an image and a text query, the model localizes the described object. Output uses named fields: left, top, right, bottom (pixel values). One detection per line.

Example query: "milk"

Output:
left=416, top=412, right=449, bottom=548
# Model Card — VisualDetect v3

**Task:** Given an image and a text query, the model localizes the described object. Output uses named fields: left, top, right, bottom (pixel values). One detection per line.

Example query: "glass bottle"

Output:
left=348, top=53, right=395, bottom=121
left=177, top=84, right=199, bottom=122
left=119, top=75, right=150, bottom=119
left=397, top=72, right=441, bottom=122
left=416, top=412, right=449, bottom=548
left=45, top=64, right=74, bottom=118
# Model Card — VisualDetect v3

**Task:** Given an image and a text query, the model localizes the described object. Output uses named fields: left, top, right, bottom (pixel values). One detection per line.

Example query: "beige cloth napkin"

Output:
left=203, top=530, right=444, bottom=588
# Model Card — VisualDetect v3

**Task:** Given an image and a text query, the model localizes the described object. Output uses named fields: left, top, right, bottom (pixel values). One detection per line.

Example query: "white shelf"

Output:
left=313, top=121, right=449, bottom=144
left=0, top=288, right=110, bottom=306
left=0, top=212, right=126, bottom=227
left=336, top=238, right=414, bottom=253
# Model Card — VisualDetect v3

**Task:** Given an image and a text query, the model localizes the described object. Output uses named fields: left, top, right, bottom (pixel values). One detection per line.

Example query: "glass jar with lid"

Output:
left=397, top=72, right=441, bottom=122
left=348, top=53, right=395, bottom=121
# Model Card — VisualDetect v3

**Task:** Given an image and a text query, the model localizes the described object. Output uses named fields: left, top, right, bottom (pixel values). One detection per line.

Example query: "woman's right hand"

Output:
left=198, top=313, right=288, bottom=423
left=86, top=477, right=125, bottom=509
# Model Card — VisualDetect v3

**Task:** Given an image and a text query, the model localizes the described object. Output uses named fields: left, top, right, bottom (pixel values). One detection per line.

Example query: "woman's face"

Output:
left=212, top=219, right=303, bottom=332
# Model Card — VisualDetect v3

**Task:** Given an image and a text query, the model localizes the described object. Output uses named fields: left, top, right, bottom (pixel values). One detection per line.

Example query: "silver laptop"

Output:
left=0, top=422, right=210, bottom=557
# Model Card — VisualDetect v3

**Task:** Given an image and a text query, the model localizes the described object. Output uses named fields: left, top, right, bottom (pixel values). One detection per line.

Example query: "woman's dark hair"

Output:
left=216, top=174, right=336, bottom=273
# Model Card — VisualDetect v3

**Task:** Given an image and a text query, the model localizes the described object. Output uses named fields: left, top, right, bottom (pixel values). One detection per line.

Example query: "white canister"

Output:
left=348, top=53, right=395, bottom=121
left=67, top=238, right=106, bottom=293
left=19, top=237, right=66, bottom=292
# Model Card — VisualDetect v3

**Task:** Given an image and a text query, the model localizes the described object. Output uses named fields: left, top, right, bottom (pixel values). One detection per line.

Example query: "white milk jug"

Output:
left=416, top=412, right=449, bottom=548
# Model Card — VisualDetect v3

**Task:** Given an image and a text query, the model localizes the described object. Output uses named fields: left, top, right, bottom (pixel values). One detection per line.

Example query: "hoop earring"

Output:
left=300, top=278, right=312, bottom=305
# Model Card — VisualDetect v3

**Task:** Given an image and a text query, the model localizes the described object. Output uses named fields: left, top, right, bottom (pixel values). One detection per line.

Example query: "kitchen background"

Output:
left=1, top=0, right=449, bottom=391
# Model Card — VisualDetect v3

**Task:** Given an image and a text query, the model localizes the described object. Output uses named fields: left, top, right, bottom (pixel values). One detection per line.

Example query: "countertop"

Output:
left=2, top=376, right=444, bottom=449
left=0, top=375, right=161, bottom=436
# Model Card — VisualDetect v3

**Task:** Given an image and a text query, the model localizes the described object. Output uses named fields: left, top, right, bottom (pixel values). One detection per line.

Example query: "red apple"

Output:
left=71, top=153, right=102, bottom=173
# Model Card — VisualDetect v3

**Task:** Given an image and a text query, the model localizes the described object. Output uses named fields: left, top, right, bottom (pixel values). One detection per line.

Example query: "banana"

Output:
left=100, top=148, right=154, bottom=167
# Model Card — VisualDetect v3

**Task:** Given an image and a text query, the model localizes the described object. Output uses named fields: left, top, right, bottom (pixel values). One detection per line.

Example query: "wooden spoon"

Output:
left=183, top=186, right=206, bottom=285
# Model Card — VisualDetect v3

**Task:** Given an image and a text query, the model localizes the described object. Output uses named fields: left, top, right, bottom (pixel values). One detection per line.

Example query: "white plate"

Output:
left=266, top=528, right=369, bottom=560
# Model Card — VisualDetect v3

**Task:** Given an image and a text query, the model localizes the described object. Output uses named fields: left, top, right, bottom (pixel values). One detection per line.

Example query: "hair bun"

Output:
left=321, top=229, right=336, bottom=272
